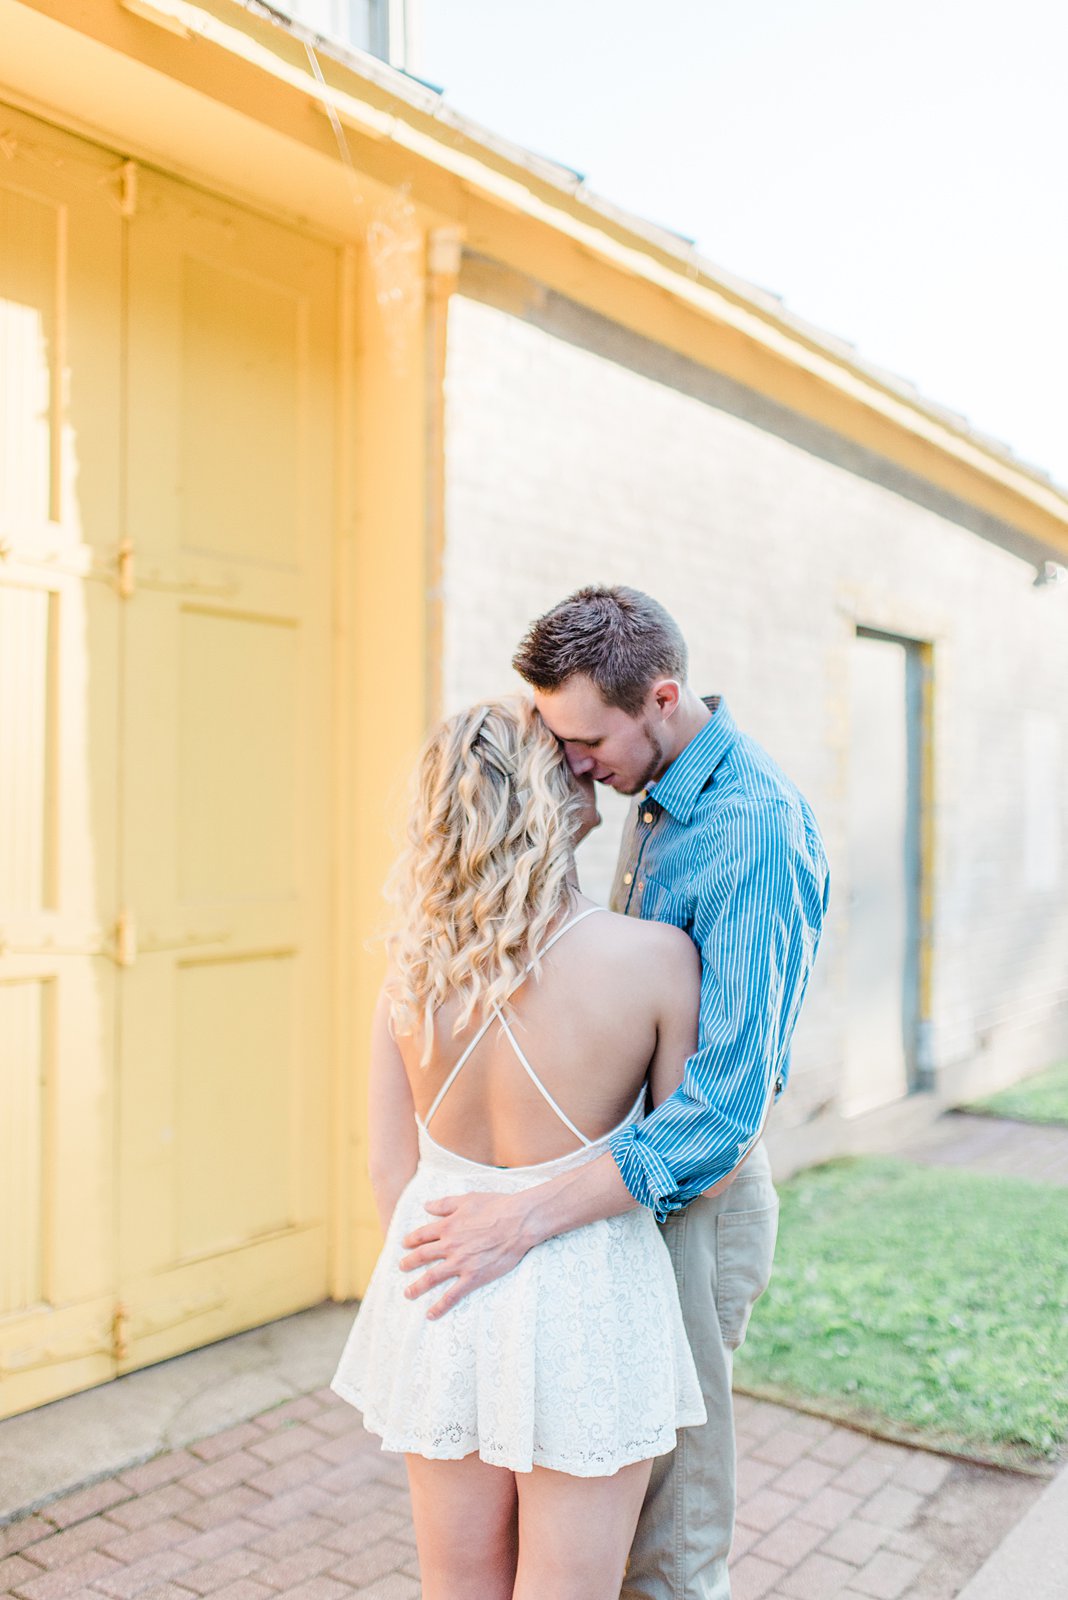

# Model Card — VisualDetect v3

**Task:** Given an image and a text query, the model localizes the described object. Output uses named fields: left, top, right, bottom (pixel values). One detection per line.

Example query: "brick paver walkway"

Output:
left=0, top=1387, right=1044, bottom=1600
left=731, top=1396, right=1042, bottom=1600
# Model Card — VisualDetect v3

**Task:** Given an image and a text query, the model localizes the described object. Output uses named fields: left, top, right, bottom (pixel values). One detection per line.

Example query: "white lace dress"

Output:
left=329, top=908, right=707, bottom=1477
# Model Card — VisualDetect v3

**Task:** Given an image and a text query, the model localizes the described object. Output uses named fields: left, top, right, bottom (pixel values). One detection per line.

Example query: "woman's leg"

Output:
left=405, top=1452, right=518, bottom=1600
left=512, top=1458, right=653, bottom=1600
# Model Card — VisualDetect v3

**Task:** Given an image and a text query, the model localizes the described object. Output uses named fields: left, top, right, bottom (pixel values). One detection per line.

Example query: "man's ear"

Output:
left=651, top=678, right=682, bottom=719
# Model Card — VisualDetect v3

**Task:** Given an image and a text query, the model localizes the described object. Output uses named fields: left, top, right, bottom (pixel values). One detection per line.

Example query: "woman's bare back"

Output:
left=397, top=897, right=701, bottom=1167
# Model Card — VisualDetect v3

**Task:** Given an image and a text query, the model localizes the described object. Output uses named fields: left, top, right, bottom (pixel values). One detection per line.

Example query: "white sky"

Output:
left=416, top=0, right=1068, bottom=488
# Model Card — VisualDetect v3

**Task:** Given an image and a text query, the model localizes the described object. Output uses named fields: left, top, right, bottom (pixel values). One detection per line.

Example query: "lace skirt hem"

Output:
left=329, top=1377, right=706, bottom=1476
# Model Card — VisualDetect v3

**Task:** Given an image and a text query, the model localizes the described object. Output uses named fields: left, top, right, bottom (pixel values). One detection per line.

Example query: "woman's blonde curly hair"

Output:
left=385, top=695, right=584, bottom=1063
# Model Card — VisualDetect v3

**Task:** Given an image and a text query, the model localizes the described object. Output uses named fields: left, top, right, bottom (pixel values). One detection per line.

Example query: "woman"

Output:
left=330, top=696, right=706, bottom=1600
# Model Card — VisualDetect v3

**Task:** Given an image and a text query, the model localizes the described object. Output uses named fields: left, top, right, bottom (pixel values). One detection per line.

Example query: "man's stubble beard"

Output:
left=618, top=718, right=670, bottom=796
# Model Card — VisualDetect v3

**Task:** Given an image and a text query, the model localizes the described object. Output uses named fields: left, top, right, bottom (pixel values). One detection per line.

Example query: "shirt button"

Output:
left=623, top=872, right=633, bottom=886
left=643, top=811, right=654, bottom=824
left=637, top=881, right=644, bottom=892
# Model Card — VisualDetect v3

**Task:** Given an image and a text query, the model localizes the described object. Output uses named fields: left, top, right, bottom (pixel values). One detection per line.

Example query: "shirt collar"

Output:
left=646, top=695, right=737, bottom=823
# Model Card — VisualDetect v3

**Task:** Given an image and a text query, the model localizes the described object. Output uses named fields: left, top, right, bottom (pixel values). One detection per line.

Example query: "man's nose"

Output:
left=565, top=747, right=595, bottom=777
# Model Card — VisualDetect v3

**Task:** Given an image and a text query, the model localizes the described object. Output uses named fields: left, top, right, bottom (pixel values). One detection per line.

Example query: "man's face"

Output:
left=533, top=675, right=675, bottom=796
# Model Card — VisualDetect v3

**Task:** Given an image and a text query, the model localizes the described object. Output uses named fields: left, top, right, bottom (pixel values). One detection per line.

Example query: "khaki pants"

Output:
left=622, top=1141, right=779, bottom=1600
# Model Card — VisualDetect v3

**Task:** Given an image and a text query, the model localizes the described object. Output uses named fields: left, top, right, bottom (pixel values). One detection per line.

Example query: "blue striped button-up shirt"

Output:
left=608, top=696, right=830, bottom=1220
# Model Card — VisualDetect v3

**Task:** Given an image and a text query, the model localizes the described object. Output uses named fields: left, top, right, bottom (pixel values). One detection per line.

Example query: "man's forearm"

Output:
left=518, top=1150, right=639, bottom=1248
left=400, top=1150, right=640, bottom=1318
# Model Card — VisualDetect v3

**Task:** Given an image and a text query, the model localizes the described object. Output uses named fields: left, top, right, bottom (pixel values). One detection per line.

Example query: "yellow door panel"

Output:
left=179, top=256, right=305, bottom=567
left=0, top=952, right=118, bottom=1409
left=0, top=107, right=124, bottom=559
left=117, top=167, right=337, bottom=1371
left=1, top=975, right=50, bottom=1316
left=0, top=107, right=123, bottom=1419
left=178, top=607, right=300, bottom=905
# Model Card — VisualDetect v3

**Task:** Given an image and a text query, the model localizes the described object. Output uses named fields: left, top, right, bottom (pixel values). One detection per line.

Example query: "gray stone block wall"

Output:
left=440, top=277, right=1068, bottom=1129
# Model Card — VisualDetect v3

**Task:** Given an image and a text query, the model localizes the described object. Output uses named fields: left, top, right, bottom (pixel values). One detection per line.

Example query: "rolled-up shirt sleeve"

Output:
left=609, top=798, right=829, bottom=1220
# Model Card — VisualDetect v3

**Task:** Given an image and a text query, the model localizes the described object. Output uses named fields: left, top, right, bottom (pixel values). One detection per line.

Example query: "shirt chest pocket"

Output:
left=638, top=873, right=692, bottom=931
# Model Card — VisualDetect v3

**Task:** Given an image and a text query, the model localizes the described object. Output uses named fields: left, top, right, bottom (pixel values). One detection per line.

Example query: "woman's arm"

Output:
left=648, top=926, right=702, bottom=1107
left=367, top=984, right=419, bottom=1231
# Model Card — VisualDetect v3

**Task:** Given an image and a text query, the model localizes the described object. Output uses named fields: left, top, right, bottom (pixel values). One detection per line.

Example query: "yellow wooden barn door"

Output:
left=115, top=168, right=337, bottom=1372
left=0, top=111, right=126, bottom=1415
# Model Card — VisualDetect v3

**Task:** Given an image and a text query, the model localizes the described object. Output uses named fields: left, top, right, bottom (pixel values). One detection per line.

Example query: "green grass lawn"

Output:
left=734, top=1157, right=1068, bottom=1469
left=960, top=1061, right=1068, bottom=1126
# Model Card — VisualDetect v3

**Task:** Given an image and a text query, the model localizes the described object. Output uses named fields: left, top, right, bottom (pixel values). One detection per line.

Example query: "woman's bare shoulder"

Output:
left=598, top=916, right=700, bottom=1033
left=596, top=908, right=699, bottom=973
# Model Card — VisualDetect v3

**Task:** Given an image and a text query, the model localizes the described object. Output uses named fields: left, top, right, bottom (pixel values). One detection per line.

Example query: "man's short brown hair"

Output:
left=512, top=585, right=688, bottom=716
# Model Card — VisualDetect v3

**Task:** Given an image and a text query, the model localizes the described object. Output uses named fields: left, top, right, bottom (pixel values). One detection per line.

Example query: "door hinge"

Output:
left=119, top=160, right=138, bottom=219
left=117, top=538, right=135, bottom=599
left=112, top=1301, right=131, bottom=1361
left=114, top=908, right=138, bottom=968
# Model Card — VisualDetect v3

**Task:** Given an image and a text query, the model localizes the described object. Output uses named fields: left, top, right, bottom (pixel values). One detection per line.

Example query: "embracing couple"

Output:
left=331, top=585, right=830, bottom=1600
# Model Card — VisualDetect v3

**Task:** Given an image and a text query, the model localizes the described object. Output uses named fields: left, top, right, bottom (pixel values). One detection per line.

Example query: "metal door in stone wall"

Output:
left=843, top=628, right=923, bottom=1116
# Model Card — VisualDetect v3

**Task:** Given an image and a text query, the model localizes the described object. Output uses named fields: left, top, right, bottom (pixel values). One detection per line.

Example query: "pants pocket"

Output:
left=715, top=1198, right=780, bottom=1350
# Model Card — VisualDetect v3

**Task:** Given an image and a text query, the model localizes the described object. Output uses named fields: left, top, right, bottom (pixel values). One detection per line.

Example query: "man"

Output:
left=400, top=585, right=830, bottom=1599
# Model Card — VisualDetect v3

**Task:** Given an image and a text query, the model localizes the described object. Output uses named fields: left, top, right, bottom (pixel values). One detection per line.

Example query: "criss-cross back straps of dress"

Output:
left=419, top=904, right=608, bottom=1148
